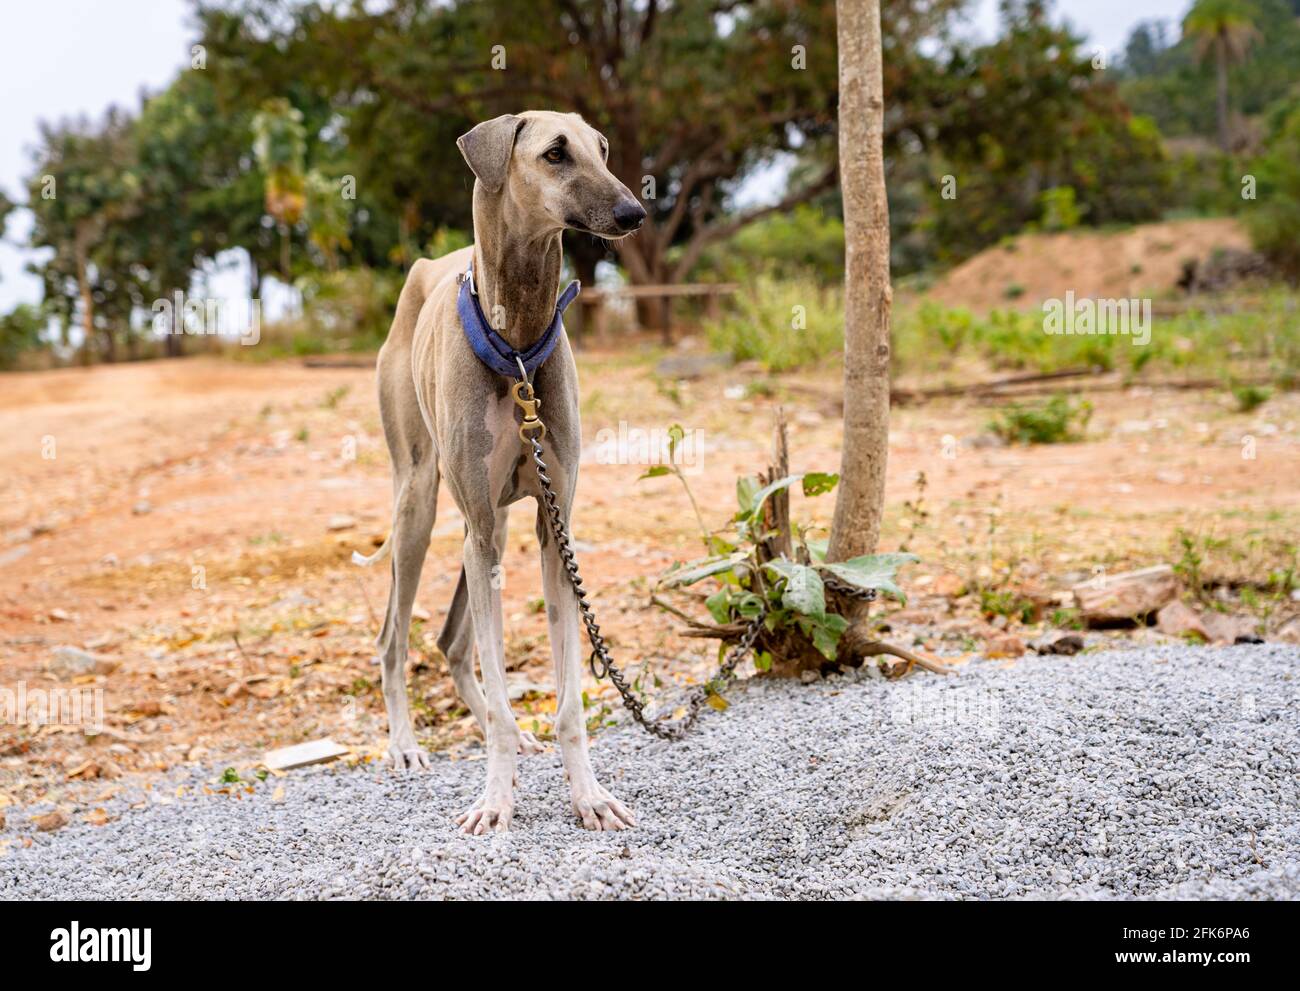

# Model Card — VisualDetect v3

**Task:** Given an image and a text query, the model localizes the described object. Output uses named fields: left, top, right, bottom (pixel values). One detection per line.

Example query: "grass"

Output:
left=893, top=293, right=1300, bottom=384
left=704, top=276, right=1298, bottom=384
left=988, top=395, right=1093, bottom=445
left=704, top=274, right=844, bottom=372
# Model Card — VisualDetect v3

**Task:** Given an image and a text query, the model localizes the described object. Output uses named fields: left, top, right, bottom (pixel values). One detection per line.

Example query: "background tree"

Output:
left=251, top=98, right=308, bottom=278
left=25, top=109, right=140, bottom=362
left=1246, top=100, right=1300, bottom=278
left=828, top=0, right=891, bottom=562
left=194, top=0, right=964, bottom=325
left=1183, top=0, right=1261, bottom=151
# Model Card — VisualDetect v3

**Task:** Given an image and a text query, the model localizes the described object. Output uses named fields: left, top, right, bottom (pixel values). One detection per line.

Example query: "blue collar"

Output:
left=457, top=264, right=580, bottom=379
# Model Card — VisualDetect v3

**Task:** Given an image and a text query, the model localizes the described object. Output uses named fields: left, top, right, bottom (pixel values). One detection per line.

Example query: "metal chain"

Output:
left=513, top=370, right=874, bottom=739
left=526, top=429, right=770, bottom=740
left=822, top=572, right=880, bottom=603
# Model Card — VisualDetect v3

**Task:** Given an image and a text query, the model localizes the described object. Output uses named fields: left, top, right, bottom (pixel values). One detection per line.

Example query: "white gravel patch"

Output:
left=4, top=643, right=1297, bottom=900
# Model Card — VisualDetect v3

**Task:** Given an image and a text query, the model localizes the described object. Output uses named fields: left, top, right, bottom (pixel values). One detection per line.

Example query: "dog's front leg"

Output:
left=454, top=510, right=518, bottom=834
left=537, top=504, right=636, bottom=832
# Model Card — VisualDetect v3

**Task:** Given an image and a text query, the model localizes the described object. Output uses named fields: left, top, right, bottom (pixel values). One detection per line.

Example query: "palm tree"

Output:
left=1183, top=0, right=1261, bottom=152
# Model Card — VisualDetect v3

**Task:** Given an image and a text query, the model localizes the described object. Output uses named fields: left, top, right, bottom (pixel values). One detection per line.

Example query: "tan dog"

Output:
left=355, top=111, right=645, bottom=833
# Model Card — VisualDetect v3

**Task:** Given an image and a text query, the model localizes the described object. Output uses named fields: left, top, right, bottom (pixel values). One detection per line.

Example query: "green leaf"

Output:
left=707, top=534, right=738, bottom=556
left=801, top=472, right=839, bottom=496
left=763, top=559, right=825, bottom=618
left=804, top=537, right=829, bottom=562
left=705, top=588, right=731, bottom=625
left=735, top=475, right=760, bottom=516
left=660, top=551, right=749, bottom=589
left=754, top=650, right=773, bottom=672
left=811, top=622, right=842, bottom=661
left=745, top=473, right=803, bottom=524
left=817, top=552, right=919, bottom=604
left=667, top=423, right=685, bottom=459
left=638, top=465, right=672, bottom=480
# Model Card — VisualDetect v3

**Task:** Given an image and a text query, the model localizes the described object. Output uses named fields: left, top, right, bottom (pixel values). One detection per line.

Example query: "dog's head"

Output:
left=457, top=110, right=645, bottom=238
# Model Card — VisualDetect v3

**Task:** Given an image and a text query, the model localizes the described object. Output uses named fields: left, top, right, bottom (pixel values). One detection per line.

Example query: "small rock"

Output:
left=48, top=646, right=119, bottom=678
left=932, top=573, right=965, bottom=597
left=33, top=810, right=68, bottom=832
left=1200, top=611, right=1256, bottom=645
left=0, top=811, right=6, bottom=830
left=799, top=670, right=821, bottom=684
left=263, top=738, right=350, bottom=771
left=983, top=633, right=1025, bottom=658
left=1072, top=564, right=1177, bottom=624
left=1156, top=600, right=1208, bottom=640
left=327, top=514, right=357, bottom=532
left=1273, top=616, right=1300, bottom=644
left=1029, top=632, right=1085, bottom=656
left=132, top=501, right=152, bottom=516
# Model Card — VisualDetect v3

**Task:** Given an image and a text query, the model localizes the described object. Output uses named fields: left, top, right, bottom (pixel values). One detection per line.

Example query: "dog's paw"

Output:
left=517, top=731, right=546, bottom=756
left=456, top=794, right=513, bottom=835
left=387, top=744, right=431, bottom=770
left=571, top=783, right=635, bottom=832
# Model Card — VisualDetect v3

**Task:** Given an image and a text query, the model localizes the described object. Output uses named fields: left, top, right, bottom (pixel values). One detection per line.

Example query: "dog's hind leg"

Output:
left=375, top=461, right=438, bottom=770
left=436, top=560, right=545, bottom=756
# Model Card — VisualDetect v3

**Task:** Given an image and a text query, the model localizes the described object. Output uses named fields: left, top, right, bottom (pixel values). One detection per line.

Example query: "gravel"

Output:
left=4, top=643, right=1297, bottom=900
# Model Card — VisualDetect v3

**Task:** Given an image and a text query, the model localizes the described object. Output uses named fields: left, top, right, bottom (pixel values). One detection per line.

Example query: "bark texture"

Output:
left=828, top=0, right=893, bottom=562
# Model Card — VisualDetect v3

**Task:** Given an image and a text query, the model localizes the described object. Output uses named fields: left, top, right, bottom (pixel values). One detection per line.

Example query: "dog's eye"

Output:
left=543, top=147, right=566, bottom=164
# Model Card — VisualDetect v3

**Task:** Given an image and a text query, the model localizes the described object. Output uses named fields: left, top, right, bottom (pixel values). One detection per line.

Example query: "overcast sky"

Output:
left=0, top=0, right=1193, bottom=312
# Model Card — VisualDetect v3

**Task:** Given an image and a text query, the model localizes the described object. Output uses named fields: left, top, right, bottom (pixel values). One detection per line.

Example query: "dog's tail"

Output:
left=351, top=534, right=392, bottom=567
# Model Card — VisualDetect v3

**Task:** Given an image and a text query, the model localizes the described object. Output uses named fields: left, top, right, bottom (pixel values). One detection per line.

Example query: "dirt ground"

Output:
left=926, top=218, right=1251, bottom=311
left=2, top=349, right=1298, bottom=825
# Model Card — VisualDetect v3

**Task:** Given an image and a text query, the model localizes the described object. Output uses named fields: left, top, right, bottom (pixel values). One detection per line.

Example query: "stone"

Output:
left=34, top=810, right=68, bottom=832
left=1072, top=565, right=1177, bottom=623
left=263, top=738, right=350, bottom=771
left=1156, top=600, right=1209, bottom=641
left=48, top=646, right=119, bottom=678
left=1029, top=632, right=1085, bottom=656
left=983, top=633, right=1025, bottom=659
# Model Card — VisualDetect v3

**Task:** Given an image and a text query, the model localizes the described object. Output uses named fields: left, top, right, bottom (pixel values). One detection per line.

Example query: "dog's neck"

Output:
left=470, top=185, right=564, bottom=352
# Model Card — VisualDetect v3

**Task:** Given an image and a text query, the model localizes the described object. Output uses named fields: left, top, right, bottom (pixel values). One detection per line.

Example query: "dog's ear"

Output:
left=457, top=115, right=523, bottom=194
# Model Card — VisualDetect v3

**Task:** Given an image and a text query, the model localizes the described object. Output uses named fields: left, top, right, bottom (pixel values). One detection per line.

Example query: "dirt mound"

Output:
left=925, top=218, right=1251, bottom=313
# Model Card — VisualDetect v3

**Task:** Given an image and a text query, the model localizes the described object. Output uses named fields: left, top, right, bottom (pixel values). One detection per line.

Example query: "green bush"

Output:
left=296, top=267, right=402, bottom=350
left=1247, top=101, right=1300, bottom=281
left=0, top=304, right=45, bottom=370
left=895, top=294, right=1300, bottom=385
left=988, top=395, right=1093, bottom=445
left=1036, top=187, right=1084, bottom=232
left=705, top=274, right=843, bottom=372
left=688, top=205, right=845, bottom=286
left=1232, top=383, right=1272, bottom=412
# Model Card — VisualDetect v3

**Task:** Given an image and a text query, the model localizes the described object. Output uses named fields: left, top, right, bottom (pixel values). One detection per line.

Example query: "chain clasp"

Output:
left=510, top=380, right=546, bottom=442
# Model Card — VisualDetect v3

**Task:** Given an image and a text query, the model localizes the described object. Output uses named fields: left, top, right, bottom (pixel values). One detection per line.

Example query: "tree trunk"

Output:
left=74, top=223, right=97, bottom=361
left=1215, top=37, right=1231, bottom=152
left=165, top=304, right=183, bottom=358
left=828, top=0, right=892, bottom=564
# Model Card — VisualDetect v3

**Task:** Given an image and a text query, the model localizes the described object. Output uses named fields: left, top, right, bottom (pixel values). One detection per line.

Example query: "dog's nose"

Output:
left=613, top=199, right=646, bottom=231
